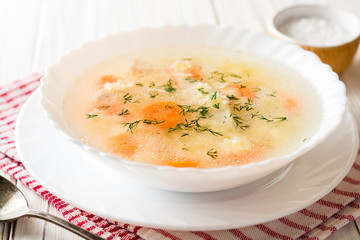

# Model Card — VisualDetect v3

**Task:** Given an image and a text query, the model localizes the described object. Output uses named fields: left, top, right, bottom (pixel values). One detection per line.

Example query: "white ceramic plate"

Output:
left=15, top=91, right=358, bottom=231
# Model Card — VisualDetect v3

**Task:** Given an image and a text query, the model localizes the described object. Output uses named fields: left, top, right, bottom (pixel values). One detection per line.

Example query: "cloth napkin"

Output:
left=1, top=73, right=360, bottom=240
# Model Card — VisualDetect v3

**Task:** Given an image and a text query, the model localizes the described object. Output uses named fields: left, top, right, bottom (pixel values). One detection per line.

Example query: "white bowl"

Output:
left=40, top=24, right=346, bottom=192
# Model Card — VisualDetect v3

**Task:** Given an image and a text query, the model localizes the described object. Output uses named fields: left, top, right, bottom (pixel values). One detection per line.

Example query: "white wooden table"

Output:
left=1, top=0, right=360, bottom=239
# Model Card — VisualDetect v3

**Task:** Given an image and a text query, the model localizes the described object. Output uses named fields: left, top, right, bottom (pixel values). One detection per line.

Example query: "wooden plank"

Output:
left=0, top=223, right=10, bottom=240
left=0, top=174, right=15, bottom=240
left=342, top=51, right=360, bottom=134
left=43, top=205, right=82, bottom=240
left=31, top=0, right=216, bottom=72
left=11, top=185, right=48, bottom=240
left=328, top=222, right=360, bottom=240
left=0, top=0, right=42, bottom=83
left=213, top=0, right=262, bottom=30
left=356, top=218, right=360, bottom=236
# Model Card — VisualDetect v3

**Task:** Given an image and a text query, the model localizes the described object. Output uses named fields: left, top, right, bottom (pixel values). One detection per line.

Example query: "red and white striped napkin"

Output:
left=1, top=73, right=360, bottom=240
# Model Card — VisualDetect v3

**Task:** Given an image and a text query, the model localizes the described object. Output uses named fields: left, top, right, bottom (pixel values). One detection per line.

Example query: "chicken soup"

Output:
left=63, top=46, right=322, bottom=168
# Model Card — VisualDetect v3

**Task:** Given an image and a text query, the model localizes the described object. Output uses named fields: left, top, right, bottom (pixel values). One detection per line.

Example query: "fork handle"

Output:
left=25, top=209, right=105, bottom=240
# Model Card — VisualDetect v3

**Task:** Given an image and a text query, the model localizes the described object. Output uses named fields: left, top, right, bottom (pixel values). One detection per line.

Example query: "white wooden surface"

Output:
left=0, top=0, right=360, bottom=239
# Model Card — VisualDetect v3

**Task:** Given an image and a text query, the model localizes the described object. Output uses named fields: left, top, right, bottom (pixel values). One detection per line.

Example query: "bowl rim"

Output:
left=40, top=23, right=347, bottom=174
left=267, top=4, right=360, bottom=48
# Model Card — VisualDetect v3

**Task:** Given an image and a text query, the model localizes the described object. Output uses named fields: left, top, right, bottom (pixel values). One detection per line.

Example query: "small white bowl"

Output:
left=267, top=5, right=360, bottom=73
left=40, top=24, right=346, bottom=192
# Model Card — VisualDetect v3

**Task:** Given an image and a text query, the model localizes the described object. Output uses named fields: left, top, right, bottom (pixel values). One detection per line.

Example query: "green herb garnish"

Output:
left=123, top=93, right=133, bottom=104
left=267, top=91, right=277, bottom=97
left=142, top=119, right=166, bottom=125
left=118, top=109, right=130, bottom=116
left=162, top=79, right=176, bottom=92
left=229, top=73, right=242, bottom=79
left=231, top=114, right=250, bottom=130
left=210, top=91, right=217, bottom=100
left=97, top=105, right=110, bottom=110
left=86, top=114, right=98, bottom=118
left=149, top=93, right=159, bottom=98
left=233, top=98, right=253, bottom=112
left=207, top=148, right=218, bottom=159
left=123, top=120, right=141, bottom=133
left=184, top=77, right=198, bottom=83
left=252, top=112, right=287, bottom=123
left=226, top=95, right=239, bottom=101
left=197, top=88, right=209, bottom=94
left=273, top=117, right=287, bottom=122
left=253, top=88, right=261, bottom=92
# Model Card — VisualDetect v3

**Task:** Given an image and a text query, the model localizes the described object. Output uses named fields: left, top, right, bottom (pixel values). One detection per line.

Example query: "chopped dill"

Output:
left=118, top=109, right=130, bottom=116
left=197, top=88, right=209, bottom=94
left=253, top=87, right=261, bottom=92
left=210, top=91, right=217, bottom=100
left=207, top=148, right=218, bottom=159
left=97, top=106, right=110, bottom=110
left=86, top=114, right=98, bottom=118
left=149, top=93, right=159, bottom=98
left=273, top=117, right=287, bottom=122
left=168, top=118, right=222, bottom=137
left=184, top=77, right=198, bottom=83
left=123, top=120, right=141, bottom=133
left=123, top=93, right=133, bottom=104
left=142, top=119, right=166, bottom=125
left=267, top=91, right=277, bottom=97
left=252, top=112, right=287, bottom=123
left=197, top=106, right=211, bottom=118
left=213, top=102, right=220, bottom=109
left=226, top=95, right=239, bottom=101
left=162, top=79, right=176, bottom=92
left=233, top=98, right=253, bottom=111
left=231, top=113, right=250, bottom=130
left=229, top=73, right=242, bottom=79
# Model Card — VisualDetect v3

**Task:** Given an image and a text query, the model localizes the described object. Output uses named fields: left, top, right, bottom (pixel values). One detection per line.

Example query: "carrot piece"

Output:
left=225, top=84, right=255, bottom=100
left=141, top=101, right=182, bottom=127
left=100, top=75, right=118, bottom=86
left=163, top=156, right=199, bottom=168
left=189, top=68, right=201, bottom=80
left=284, top=97, right=298, bottom=110
left=220, top=144, right=263, bottom=166
left=108, top=133, right=138, bottom=158
left=236, top=86, right=255, bottom=100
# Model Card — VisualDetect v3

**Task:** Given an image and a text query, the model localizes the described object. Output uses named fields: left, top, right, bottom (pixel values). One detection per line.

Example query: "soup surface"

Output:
left=63, top=46, right=322, bottom=168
